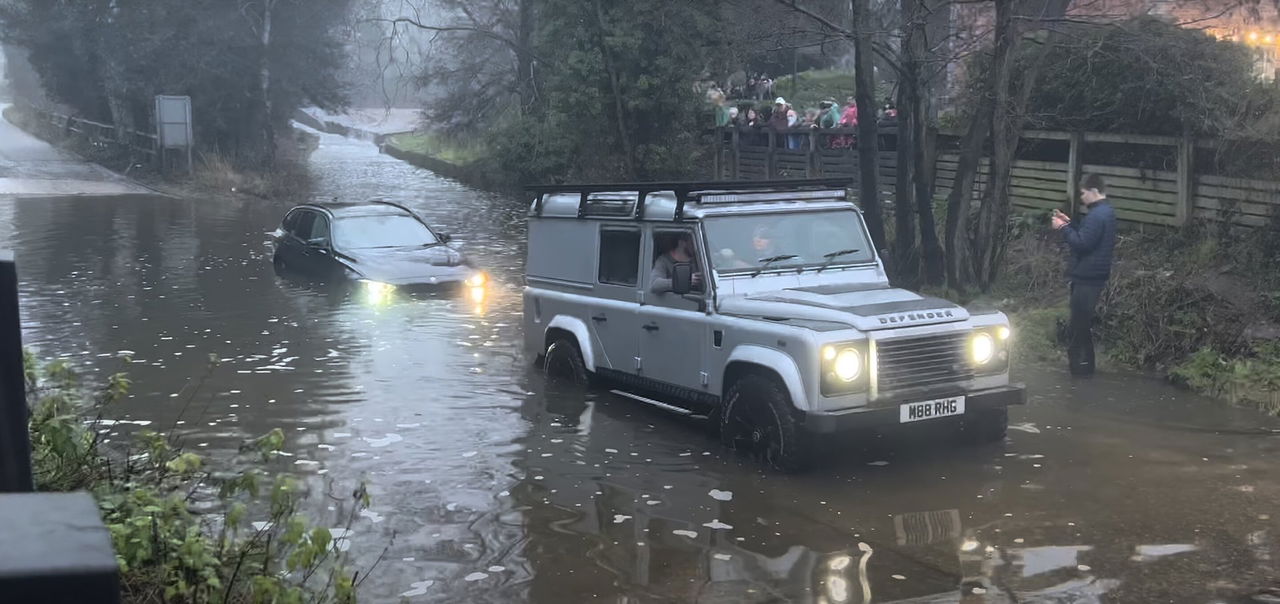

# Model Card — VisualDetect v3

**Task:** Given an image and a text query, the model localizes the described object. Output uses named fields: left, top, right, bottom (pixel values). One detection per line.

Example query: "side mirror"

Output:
left=671, top=262, right=693, bottom=295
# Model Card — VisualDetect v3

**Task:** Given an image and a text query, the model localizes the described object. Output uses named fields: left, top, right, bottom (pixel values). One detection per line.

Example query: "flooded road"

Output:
left=5, top=128, right=1280, bottom=603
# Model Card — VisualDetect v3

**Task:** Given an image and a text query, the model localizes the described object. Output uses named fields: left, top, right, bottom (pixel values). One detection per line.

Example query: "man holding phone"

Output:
left=1051, top=174, right=1116, bottom=376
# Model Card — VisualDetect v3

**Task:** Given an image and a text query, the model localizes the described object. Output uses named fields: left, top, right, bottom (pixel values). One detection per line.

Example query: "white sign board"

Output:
left=155, top=95, right=193, bottom=149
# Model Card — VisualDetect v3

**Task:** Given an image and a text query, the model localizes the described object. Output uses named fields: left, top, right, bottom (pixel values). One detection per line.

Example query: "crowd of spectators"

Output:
left=708, top=89, right=900, bottom=150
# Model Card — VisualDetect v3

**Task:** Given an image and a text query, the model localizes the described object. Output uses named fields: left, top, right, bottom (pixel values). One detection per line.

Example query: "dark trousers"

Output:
left=1068, top=281, right=1104, bottom=375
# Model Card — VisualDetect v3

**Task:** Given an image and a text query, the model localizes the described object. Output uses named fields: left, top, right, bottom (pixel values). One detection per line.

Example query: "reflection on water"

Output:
left=5, top=131, right=1280, bottom=601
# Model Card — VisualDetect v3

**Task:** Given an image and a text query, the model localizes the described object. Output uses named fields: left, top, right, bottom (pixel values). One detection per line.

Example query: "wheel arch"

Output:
left=544, top=315, right=596, bottom=370
left=723, top=345, right=808, bottom=412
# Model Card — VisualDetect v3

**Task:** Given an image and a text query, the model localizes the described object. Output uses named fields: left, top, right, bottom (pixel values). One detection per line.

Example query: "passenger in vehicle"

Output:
left=650, top=233, right=703, bottom=294
left=717, top=224, right=781, bottom=269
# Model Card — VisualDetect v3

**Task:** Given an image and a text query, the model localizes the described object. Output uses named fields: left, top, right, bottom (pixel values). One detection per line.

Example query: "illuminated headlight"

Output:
left=821, top=343, right=868, bottom=396
left=465, top=272, right=487, bottom=288
left=833, top=348, right=862, bottom=382
left=361, top=280, right=395, bottom=304
left=970, top=332, right=996, bottom=365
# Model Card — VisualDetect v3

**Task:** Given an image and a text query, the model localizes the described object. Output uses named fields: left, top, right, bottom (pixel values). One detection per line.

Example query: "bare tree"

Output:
left=970, top=0, right=1068, bottom=291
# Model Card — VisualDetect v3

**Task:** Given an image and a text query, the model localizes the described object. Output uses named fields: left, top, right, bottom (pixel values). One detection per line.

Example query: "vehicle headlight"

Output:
left=361, top=280, right=395, bottom=304
left=821, top=343, right=868, bottom=396
left=833, top=348, right=862, bottom=382
left=465, top=272, right=487, bottom=288
left=970, top=332, right=996, bottom=365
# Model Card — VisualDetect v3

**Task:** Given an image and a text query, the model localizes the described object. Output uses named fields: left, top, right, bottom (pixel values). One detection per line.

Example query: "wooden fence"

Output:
left=712, top=127, right=1280, bottom=229
left=26, top=104, right=159, bottom=161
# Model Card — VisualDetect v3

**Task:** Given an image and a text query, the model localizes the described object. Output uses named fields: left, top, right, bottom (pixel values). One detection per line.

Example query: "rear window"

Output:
left=598, top=229, right=641, bottom=286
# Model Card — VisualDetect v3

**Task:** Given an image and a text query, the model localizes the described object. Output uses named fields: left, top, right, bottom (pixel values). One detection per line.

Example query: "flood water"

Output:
left=5, top=130, right=1280, bottom=603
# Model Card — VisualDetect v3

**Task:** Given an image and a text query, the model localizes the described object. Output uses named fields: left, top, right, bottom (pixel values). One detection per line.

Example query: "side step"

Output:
left=609, top=389, right=707, bottom=420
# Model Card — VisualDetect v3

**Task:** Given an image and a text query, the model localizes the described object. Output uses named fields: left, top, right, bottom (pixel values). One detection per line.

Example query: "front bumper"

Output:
left=803, top=383, right=1026, bottom=434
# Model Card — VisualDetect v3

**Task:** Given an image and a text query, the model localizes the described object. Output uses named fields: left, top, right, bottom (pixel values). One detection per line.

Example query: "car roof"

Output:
left=294, top=200, right=416, bottom=218
left=526, top=179, right=857, bottom=222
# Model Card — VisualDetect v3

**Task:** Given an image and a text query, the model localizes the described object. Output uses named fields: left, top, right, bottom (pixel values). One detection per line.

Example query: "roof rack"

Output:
left=528, top=178, right=853, bottom=219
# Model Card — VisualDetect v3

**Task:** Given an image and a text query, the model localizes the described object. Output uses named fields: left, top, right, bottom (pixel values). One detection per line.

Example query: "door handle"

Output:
left=642, top=323, right=660, bottom=332
left=591, top=314, right=607, bottom=322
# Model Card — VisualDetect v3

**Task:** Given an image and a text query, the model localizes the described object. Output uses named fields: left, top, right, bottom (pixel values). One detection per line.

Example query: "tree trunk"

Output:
left=258, top=0, right=276, bottom=167
left=516, top=0, right=537, bottom=113
left=943, top=94, right=993, bottom=293
left=852, top=0, right=885, bottom=251
left=591, top=0, right=636, bottom=179
left=100, top=3, right=134, bottom=141
left=905, top=0, right=943, bottom=285
left=971, top=0, right=1068, bottom=290
left=970, top=0, right=1016, bottom=291
left=893, top=5, right=918, bottom=285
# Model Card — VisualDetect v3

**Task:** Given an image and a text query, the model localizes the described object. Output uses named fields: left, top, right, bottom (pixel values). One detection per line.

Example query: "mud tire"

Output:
left=720, top=373, right=815, bottom=473
left=543, top=337, right=590, bottom=386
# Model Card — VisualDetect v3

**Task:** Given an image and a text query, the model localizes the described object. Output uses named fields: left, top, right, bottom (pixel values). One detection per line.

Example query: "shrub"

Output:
left=26, top=354, right=367, bottom=603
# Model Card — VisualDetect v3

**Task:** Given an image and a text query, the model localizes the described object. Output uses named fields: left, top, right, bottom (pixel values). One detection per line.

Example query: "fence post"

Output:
left=766, top=131, right=777, bottom=179
left=808, top=129, right=819, bottom=177
left=1176, top=133, right=1195, bottom=226
left=0, top=251, right=33, bottom=494
left=712, top=127, right=722, bottom=180
left=1066, top=132, right=1083, bottom=216
left=731, top=127, right=741, bottom=180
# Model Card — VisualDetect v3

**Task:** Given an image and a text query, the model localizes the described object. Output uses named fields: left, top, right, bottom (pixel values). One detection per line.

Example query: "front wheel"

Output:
left=543, top=337, right=589, bottom=386
left=720, top=373, right=815, bottom=473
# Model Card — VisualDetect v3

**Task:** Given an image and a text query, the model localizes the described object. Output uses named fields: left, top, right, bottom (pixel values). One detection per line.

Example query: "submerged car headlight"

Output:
left=821, top=342, right=869, bottom=396
left=361, top=280, right=396, bottom=304
left=971, top=332, right=996, bottom=365
left=465, top=272, right=487, bottom=288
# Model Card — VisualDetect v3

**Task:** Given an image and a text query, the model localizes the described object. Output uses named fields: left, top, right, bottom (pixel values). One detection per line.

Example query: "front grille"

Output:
left=875, top=332, right=972, bottom=394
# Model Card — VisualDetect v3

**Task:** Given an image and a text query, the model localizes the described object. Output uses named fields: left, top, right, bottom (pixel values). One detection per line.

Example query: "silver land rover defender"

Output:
left=522, top=179, right=1024, bottom=471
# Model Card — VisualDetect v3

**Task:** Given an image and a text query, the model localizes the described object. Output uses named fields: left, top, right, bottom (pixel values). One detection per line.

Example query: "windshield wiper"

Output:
left=816, top=248, right=861, bottom=273
left=751, top=254, right=799, bottom=277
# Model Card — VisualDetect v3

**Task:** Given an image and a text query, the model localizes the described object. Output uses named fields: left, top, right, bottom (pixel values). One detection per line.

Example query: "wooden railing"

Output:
left=27, top=103, right=158, bottom=159
left=711, top=127, right=1280, bottom=229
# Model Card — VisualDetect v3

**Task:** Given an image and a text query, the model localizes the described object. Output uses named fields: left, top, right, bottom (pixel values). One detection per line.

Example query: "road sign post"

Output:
left=155, top=95, right=194, bottom=175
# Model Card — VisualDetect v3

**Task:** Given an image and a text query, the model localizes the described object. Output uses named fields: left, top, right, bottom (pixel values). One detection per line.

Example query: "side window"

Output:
left=282, top=210, right=301, bottom=235
left=649, top=229, right=705, bottom=306
left=310, top=215, right=331, bottom=244
left=598, top=228, right=641, bottom=286
left=292, top=211, right=317, bottom=240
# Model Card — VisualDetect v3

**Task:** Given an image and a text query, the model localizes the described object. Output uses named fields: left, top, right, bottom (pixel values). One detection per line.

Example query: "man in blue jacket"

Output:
left=1052, top=173, right=1116, bottom=376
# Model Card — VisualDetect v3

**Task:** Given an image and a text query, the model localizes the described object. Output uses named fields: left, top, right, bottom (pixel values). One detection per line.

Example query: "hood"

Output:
left=719, top=283, right=968, bottom=331
left=339, top=245, right=472, bottom=284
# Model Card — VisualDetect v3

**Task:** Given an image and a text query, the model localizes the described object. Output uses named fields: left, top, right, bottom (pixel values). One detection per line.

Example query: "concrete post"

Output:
left=0, top=492, right=120, bottom=603
left=0, top=251, right=32, bottom=493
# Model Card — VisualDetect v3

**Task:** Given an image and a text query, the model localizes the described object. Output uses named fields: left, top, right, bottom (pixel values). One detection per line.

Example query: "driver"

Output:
left=650, top=233, right=704, bottom=294
left=720, top=224, right=782, bottom=269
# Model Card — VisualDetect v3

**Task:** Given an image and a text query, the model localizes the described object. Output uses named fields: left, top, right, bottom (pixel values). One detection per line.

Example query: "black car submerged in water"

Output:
left=270, top=200, right=486, bottom=300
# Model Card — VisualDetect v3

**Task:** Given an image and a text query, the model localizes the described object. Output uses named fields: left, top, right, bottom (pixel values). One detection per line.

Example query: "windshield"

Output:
left=333, top=214, right=439, bottom=249
left=704, top=210, right=875, bottom=273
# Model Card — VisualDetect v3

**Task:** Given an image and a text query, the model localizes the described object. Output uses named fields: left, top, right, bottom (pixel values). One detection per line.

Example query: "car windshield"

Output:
left=332, top=214, right=439, bottom=249
left=703, top=210, right=875, bottom=273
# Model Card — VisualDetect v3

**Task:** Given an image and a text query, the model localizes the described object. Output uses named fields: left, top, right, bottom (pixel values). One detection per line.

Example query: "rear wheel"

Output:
left=960, top=407, right=1008, bottom=445
left=720, top=373, right=815, bottom=473
left=543, top=337, right=589, bottom=386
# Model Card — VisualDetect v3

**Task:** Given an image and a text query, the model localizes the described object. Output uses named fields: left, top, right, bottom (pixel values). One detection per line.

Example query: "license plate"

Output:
left=899, top=396, right=966, bottom=423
